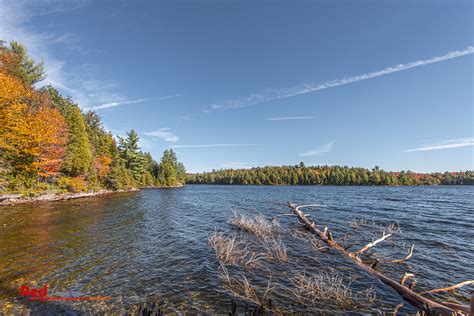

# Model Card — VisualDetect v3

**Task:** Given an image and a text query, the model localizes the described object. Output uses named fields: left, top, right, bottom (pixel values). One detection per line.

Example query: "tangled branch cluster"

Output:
left=208, top=209, right=379, bottom=313
left=288, top=270, right=376, bottom=307
left=228, top=209, right=282, bottom=239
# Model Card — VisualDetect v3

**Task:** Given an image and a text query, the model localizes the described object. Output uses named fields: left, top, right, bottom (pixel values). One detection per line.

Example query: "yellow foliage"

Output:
left=0, top=70, right=30, bottom=105
left=94, top=155, right=112, bottom=177
left=57, top=176, right=89, bottom=193
left=0, top=70, right=67, bottom=176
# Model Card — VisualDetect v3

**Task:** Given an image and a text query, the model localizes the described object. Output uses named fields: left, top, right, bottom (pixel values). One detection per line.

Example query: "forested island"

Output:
left=187, top=164, right=474, bottom=186
left=0, top=41, right=185, bottom=198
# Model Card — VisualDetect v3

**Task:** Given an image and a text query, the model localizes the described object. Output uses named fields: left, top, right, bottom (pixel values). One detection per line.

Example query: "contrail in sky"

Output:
left=208, top=46, right=474, bottom=110
left=84, top=94, right=180, bottom=111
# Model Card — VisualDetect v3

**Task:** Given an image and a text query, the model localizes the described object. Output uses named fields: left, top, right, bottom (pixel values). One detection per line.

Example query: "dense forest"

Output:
left=187, top=164, right=474, bottom=186
left=0, top=40, right=185, bottom=196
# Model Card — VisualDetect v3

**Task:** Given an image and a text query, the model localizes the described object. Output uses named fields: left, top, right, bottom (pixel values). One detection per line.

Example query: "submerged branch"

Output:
left=287, top=270, right=376, bottom=307
left=390, top=244, right=415, bottom=263
left=228, top=209, right=282, bottom=239
left=218, top=264, right=277, bottom=312
left=421, top=280, right=474, bottom=294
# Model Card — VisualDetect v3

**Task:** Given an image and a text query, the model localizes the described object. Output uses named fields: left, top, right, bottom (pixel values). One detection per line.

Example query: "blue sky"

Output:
left=1, top=0, right=472, bottom=173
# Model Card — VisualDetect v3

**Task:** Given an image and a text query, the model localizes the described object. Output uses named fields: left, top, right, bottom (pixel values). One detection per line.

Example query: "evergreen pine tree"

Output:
left=118, top=129, right=145, bottom=182
left=61, top=106, right=93, bottom=177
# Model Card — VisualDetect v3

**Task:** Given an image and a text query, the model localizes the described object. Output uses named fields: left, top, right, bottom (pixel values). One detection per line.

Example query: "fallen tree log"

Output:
left=286, top=202, right=470, bottom=315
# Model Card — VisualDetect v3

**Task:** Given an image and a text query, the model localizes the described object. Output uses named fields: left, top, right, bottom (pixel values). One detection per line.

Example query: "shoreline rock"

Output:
left=140, top=183, right=185, bottom=189
left=0, top=189, right=139, bottom=206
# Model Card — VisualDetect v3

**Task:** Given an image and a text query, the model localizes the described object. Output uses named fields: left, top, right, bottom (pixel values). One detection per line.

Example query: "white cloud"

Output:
left=266, top=116, right=319, bottom=121
left=171, top=144, right=262, bottom=148
left=299, top=142, right=334, bottom=157
left=0, top=0, right=119, bottom=107
left=0, top=1, right=178, bottom=109
left=405, top=137, right=474, bottom=152
left=0, top=1, right=76, bottom=90
left=83, top=94, right=180, bottom=111
left=144, top=128, right=179, bottom=143
left=208, top=46, right=474, bottom=110
left=138, top=138, right=154, bottom=149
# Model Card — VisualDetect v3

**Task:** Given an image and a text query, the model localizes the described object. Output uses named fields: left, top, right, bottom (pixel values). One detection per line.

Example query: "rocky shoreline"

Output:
left=0, top=184, right=186, bottom=206
left=0, top=189, right=139, bottom=206
left=140, top=183, right=185, bottom=189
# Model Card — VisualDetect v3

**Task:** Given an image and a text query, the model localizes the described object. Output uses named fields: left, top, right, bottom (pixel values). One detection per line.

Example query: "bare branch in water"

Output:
left=228, top=209, right=282, bottom=239
left=421, top=280, right=474, bottom=294
left=209, top=231, right=288, bottom=269
left=348, top=219, right=401, bottom=235
left=218, top=264, right=278, bottom=312
left=290, top=230, right=328, bottom=252
left=390, top=244, right=415, bottom=263
left=440, top=302, right=471, bottom=314
left=209, top=232, right=264, bottom=270
left=261, top=237, right=288, bottom=263
left=400, top=272, right=415, bottom=286
left=286, top=269, right=376, bottom=307
left=353, top=231, right=392, bottom=255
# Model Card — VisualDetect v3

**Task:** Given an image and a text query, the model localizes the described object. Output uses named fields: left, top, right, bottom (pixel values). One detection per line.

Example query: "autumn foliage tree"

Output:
left=0, top=68, right=67, bottom=186
left=1, top=39, right=184, bottom=194
left=0, top=41, right=45, bottom=86
left=0, top=41, right=67, bottom=189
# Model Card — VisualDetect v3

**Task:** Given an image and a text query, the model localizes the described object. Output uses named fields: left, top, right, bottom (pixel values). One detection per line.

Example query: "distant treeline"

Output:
left=0, top=40, right=185, bottom=195
left=187, top=164, right=474, bottom=185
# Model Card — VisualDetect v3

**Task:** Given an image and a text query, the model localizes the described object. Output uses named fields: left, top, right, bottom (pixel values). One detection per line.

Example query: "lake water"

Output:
left=0, top=185, right=472, bottom=314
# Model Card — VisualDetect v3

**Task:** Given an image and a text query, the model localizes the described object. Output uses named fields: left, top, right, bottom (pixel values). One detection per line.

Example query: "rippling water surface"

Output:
left=0, top=185, right=472, bottom=314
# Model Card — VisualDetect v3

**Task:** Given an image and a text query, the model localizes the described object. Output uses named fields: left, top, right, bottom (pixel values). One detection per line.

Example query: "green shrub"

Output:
left=86, top=172, right=100, bottom=192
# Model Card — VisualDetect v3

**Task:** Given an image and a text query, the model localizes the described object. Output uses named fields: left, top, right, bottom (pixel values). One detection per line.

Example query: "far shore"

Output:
left=2, top=182, right=468, bottom=206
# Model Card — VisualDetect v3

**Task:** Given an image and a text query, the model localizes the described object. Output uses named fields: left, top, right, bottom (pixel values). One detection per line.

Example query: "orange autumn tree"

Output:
left=94, top=155, right=112, bottom=178
left=0, top=69, right=67, bottom=183
left=1, top=40, right=170, bottom=192
left=31, top=99, right=68, bottom=177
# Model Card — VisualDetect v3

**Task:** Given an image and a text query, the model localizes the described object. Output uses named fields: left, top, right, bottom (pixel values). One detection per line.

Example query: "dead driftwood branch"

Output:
left=400, top=273, right=415, bottom=286
left=286, top=202, right=469, bottom=315
left=391, top=244, right=415, bottom=263
left=420, top=280, right=474, bottom=294
left=353, top=232, right=392, bottom=255
left=441, top=302, right=471, bottom=314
